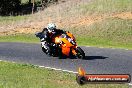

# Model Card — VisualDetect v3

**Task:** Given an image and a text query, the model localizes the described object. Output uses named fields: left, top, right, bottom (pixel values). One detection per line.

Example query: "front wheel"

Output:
left=75, top=47, right=85, bottom=59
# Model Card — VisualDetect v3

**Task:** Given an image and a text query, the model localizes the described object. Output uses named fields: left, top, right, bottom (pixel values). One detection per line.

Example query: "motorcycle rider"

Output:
left=35, top=23, right=66, bottom=56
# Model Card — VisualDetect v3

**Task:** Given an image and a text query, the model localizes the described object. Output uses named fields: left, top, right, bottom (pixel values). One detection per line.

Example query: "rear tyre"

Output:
left=76, top=47, right=85, bottom=59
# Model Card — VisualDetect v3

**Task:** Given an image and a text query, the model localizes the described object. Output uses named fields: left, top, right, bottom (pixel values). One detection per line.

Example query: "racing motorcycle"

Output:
left=35, top=31, right=85, bottom=59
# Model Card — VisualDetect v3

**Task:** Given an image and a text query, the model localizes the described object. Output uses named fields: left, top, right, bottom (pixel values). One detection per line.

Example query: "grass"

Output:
left=69, top=18, right=132, bottom=49
left=0, top=34, right=38, bottom=43
left=0, top=61, right=129, bottom=88
left=0, top=17, right=132, bottom=49
left=2, top=0, right=132, bottom=24
left=0, top=33, right=131, bottom=50
left=0, top=15, right=30, bottom=25
left=0, top=0, right=132, bottom=49
left=0, top=0, right=131, bottom=87
left=78, top=0, right=132, bottom=15
left=0, top=17, right=131, bottom=49
left=76, top=37, right=132, bottom=49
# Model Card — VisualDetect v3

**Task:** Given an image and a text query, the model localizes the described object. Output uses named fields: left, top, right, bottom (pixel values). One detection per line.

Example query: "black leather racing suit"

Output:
left=36, top=28, right=65, bottom=55
left=41, top=28, right=65, bottom=43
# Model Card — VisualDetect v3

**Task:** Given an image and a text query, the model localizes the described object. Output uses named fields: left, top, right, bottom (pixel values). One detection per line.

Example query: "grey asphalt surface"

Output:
left=0, top=42, right=132, bottom=78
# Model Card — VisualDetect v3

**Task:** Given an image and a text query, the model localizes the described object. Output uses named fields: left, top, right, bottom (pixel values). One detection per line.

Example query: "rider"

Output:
left=36, top=23, right=66, bottom=55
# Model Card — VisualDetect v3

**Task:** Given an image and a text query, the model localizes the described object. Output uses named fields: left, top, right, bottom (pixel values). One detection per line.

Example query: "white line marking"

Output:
left=129, top=83, right=132, bottom=86
left=1, top=60, right=132, bottom=86
left=98, top=47, right=104, bottom=48
left=0, top=60, right=78, bottom=74
left=1, top=60, right=132, bottom=84
left=111, top=48, right=116, bottom=49
left=86, top=46, right=90, bottom=47
left=38, top=65, right=78, bottom=74
left=5, top=60, right=78, bottom=74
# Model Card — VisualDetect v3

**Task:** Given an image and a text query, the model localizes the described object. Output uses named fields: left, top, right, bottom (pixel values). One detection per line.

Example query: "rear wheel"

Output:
left=75, top=47, right=85, bottom=59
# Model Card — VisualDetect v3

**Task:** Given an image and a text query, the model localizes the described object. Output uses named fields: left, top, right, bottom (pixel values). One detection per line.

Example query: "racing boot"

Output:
left=41, top=41, right=52, bottom=56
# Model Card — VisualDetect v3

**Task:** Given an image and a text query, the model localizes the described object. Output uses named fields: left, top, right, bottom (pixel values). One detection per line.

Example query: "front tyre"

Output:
left=76, top=47, right=85, bottom=59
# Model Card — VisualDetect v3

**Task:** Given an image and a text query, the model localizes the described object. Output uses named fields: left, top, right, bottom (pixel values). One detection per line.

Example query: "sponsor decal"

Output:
left=76, top=67, right=131, bottom=85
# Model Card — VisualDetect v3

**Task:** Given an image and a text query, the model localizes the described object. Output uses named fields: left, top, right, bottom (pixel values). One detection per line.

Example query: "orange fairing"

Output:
left=54, top=37, right=61, bottom=44
left=66, top=32, right=76, bottom=41
left=53, top=32, right=77, bottom=56
left=61, top=38, right=73, bottom=56
left=61, top=45, right=70, bottom=56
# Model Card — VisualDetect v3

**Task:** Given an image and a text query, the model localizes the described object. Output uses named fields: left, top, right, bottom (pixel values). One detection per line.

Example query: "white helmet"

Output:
left=47, top=23, right=56, bottom=33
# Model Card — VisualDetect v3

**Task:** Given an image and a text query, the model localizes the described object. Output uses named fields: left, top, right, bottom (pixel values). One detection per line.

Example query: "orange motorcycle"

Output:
left=36, top=31, right=85, bottom=59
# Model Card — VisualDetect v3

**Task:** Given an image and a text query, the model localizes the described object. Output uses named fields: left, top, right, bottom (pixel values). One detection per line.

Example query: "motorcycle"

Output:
left=35, top=31, right=85, bottom=59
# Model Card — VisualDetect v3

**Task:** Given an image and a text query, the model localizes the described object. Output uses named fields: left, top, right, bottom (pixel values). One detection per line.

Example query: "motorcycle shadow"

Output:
left=59, top=56, right=76, bottom=59
left=54, top=56, right=108, bottom=60
left=55, top=56, right=77, bottom=59
left=83, top=56, right=108, bottom=60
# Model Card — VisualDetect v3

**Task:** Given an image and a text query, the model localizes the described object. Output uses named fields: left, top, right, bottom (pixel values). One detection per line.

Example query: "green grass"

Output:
left=0, top=0, right=131, bottom=87
left=76, top=37, right=132, bottom=49
left=0, top=61, right=129, bottom=88
left=78, top=0, right=132, bottom=15
left=0, top=34, right=38, bottom=43
left=0, top=33, right=131, bottom=49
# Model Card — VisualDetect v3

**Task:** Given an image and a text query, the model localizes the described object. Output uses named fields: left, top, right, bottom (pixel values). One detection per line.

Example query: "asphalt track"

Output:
left=0, top=43, right=132, bottom=79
